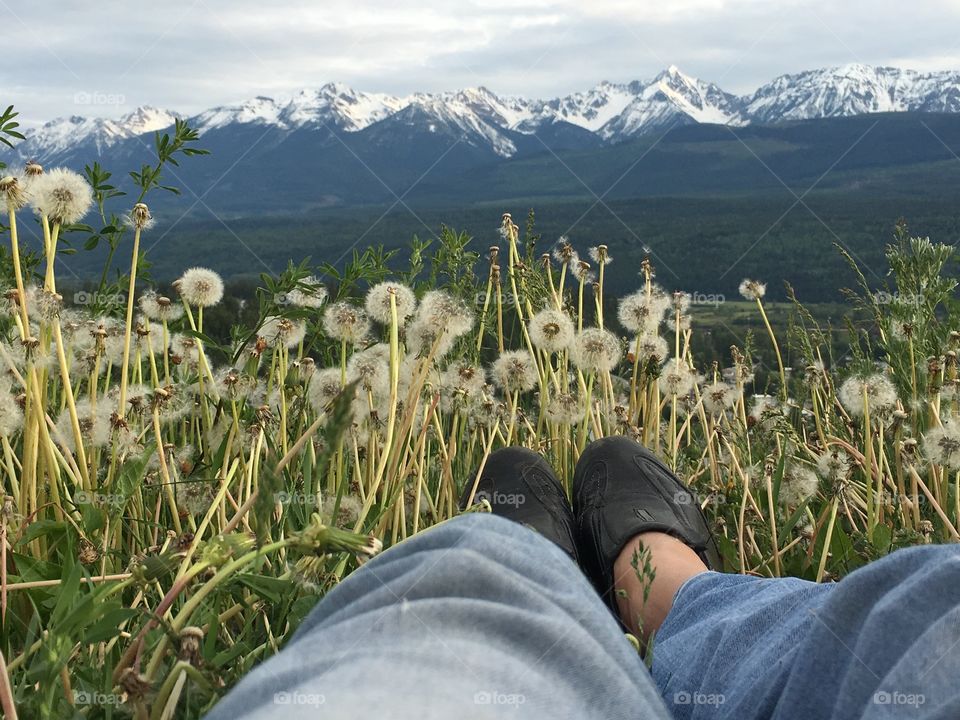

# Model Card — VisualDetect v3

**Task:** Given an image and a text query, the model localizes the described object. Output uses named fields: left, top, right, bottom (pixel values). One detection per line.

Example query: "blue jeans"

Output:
left=206, top=514, right=960, bottom=719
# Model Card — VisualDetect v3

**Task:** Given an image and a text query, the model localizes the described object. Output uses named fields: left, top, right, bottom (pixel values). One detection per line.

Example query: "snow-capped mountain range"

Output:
left=12, top=64, right=960, bottom=163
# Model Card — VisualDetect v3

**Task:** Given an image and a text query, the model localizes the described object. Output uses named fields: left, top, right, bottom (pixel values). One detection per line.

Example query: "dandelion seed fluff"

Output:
left=307, top=368, right=346, bottom=414
left=417, top=290, right=474, bottom=339
left=816, top=448, right=852, bottom=484
left=571, top=328, right=621, bottom=373
left=29, top=168, right=93, bottom=224
left=617, top=288, right=670, bottom=333
left=0, top=176, right=28, bottom=211
left=838, top=374, right=899, bottom=417
left=739, top=279, right=766, bottom=301
left=364, top=282, right=417, bottom=326
left=322, top=302, right=370, bottom=344
left=347, top=343, right=392, bottom=396
left=491, top=350, right=538, bottom=393
left=546, top=391, right=584, bottom=425
left=285, top=276, right=328, bottom=309
left=702, top=381, right=742, bottom=415
left=259, top=315, right=307, bottom=349
left=0, top=390, right=23, bottom=437
left=633, top=332, right=669, bottom=362
left=779, top=463, right=819, bottom=506
left=529, top=309, right=575, bottom=353
left=659, top=358, right=696, bottom=397
left=177, top=268, right=224, bottom=308
left=922, top=421, right=960, bottom=469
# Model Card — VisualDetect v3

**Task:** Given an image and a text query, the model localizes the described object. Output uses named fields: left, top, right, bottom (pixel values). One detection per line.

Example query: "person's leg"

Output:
left=204, top=513, right=673, bottom=719
left=650, top=544, right=960, bottom=720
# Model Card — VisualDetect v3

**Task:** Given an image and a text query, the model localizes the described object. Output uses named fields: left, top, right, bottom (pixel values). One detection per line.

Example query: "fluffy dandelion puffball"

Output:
left=364, top=282, right=417, bottom=326
left=546, top=391, right=584, bottom=425
left=417, top=290, right=474, bottom=339
left=285, top=276, right=328, bottom=309
left=617, top=287, right=670, bottom=333
left=307, top=368, right=346, bottom=414
left=259, top=315, right=307, bottom=349
left=139, top=291, right=184, bottom=323
left=572, top=328, right=621, bottom=373
left=0, top=384, right=23, bottom=437
left=28, top=168, right=93, bottom=224
left=0, top=176, right=29, bottom=211
left=491, top=350, right=538, bottom=393
left=838, top=374, right=899, bottom=416
left=177, top=268, right=224, bottom=308
left=779, top=463, right=819, bottom=506
left=632, top=332, right=669, bottom=362
left=702, top=381, right=742, bottom=415
left=529, top=309, right=575, bottom=353
left=922, top=421, right=960, bottom=468
left=738, top=279, right=767, bottom=301
left=659, top=358, right=697, bottom=397
left=322, top=302, right=371, bottom=344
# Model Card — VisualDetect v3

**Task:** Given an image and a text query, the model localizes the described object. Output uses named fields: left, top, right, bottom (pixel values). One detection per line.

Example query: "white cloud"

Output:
left=3, top=0, right=960, bottom=124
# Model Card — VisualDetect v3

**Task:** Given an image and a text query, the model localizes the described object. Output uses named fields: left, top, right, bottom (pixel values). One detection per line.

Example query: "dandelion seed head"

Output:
left=364, top=282, right=417, bottom=327
left=406, top=318, right=455, bottom=359
left=702, top=381, right=742, bottom=415
left=552, top=237, right=575, bottom=264
left=417, top=290, right=474, bottom=338
left=285, top=276, right=328, bottom=309
left=529, top=309, right=575, bottom=353
left=28, top=168, right=93, bottom=224
left=491, top=350, right=538, bottom=393
left=617, top=287, right=670, bottom=333
left=816, top=448, right=852, bottom=485
left=259, top=315, right=307, bottom=349
left=0, top=176, right=28, bottom=211
left=838, top=374, right=899, bottom=416
left=216, top=367, right=258, bottom=401
left=125, top=203, right=154, bottom=231
left=347, top=343, right=392, bottom=396
left=738, top=279, right=766, bottom=301
left=922, top=421, right=960, bottom=469
left=779, top=463, right=819, bottom=506
left=441, top=361, right=487, bottom=399
left=307, top=368, right=346, bottom=415
left=588, top=245, right=612, bottom=266
left=749, top=394, right=781, bottom=427
left=322, top=302, right=370, bottom=344
left=546, top=391, right=584, bottom=425
left=176, top=268, right=224, bottom=308
left=632, top=332, right=669, bottom=362
left=572, top=328, right=621, bottom=373
left=0, top=390, right=23, bottom=437
left=659, top=358, right=696, bottom=397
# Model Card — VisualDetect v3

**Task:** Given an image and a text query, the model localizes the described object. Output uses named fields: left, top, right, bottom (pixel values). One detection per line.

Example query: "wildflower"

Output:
left=659, top=358, right=696, bottom=397
left=364, top=282, right=417, bottom=327
left=779, top=463, right=819, bottom=506
left=738, top=279, right=766, bottom=301
left=28, top=168, right=93, bottom=224
left=529, top=309, right=575, bottom=353
left=126, top=202, right=153, bottom=231
left=571, top=329, right=621, bottom=373
left=285, top=276, right=328, bottom=309
left=570, top=259, right=595, bottom=284
left=441, top=361, right=487, bottom=398
left=922, top=421, right=960, bottom=468
left=588, top=245, right=612, bottom=266
left=176, top=268, right=224, bottom=308
left=169, top=334, right=201, bottom=370
left=0, top=387, right=23, bottom=437
left=55, top=399, right=111, bottom=452
left=552, top=237, right=575, bottom=264
left=546, top=391, right=584, bottom=425
left=307, top=368, right=346, bottom=414
left=491, top=350, right=538, bottom=393
left=816, top=448, right=852, bottom=485
left=617, top=287, right=670, bottom=333
left=417, top=290, right=474, bottom=339
left=632, top=332, right=669, bottom=362
left=0, top=176, right=28, bottom=211
left=348, top=344, right=392, bottom=396
left=25, top=286, right=62, bottom=320
left=140, top=291, right=184, bottom=323
left=322, top=302, right=370, bottom=344
left=259, top=315, right=307, bottom=349
left=406, top=318, right=455, bottom=359
left=838, top=374, right=899, bottom=417
left=702, top=381, right=742, bottom=415
left=749, top=394, right=781, bottom=427
left=215, top=367, right=258, bottom=401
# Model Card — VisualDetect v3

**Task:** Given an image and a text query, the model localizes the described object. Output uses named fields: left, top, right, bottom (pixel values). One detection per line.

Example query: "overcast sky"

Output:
left=5, top=0, right=960, bottom=124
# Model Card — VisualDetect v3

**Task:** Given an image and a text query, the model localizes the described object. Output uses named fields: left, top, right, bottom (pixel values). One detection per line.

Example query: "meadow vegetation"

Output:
left=0, top=109, right=958, bottom=718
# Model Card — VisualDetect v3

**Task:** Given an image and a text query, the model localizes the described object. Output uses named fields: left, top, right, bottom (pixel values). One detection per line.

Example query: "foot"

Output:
left=460, top=447, right=579, bottom=562
left=613, top=531, right=707, bottom=638
left=573, top=436, right=721, bottom=611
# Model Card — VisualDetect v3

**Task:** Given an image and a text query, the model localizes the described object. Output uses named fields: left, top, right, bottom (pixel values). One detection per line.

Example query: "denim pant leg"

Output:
left=205, top=513, right=671, bottom=719
left=652, top=544, right=960, bottom=720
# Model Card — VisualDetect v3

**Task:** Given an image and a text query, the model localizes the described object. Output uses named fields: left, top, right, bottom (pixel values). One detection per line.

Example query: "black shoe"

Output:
left=460, top=447, right=579, bottom=563
left=573, top=436, right=721, bottom=606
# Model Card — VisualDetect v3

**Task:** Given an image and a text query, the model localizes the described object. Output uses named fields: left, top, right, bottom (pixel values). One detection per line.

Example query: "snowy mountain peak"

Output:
left=9, top=64, right=960, bottom=164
